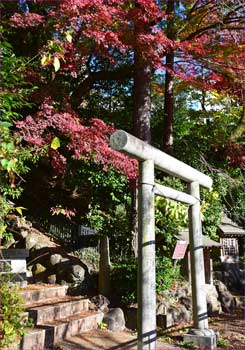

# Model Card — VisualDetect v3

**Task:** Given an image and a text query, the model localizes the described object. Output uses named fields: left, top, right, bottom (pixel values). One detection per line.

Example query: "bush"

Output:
left=111, top=256, right=182, bottom=305
left=0, top=278, right=31, bottom=349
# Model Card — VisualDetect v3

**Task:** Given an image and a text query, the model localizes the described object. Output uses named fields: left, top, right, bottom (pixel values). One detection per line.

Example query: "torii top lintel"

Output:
left=110, top=130, right=212, bottom=189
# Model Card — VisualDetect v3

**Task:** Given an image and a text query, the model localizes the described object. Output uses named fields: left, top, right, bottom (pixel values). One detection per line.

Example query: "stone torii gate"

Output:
left=110, top=130, right=217, bottom=350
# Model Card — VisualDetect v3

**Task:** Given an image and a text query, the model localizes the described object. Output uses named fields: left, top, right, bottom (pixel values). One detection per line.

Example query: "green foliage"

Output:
left=0, top=278, right=31, bottom=348
left=111, top=260, right=137, bottom=304
left=0, top=197, right=13, bottom=244
left=224, top=174, right=244, bottom=226
left=111, top=255, right=182, bottom=305
left=0, top=27, right=35, bottom=122
left=179, top=341, right=198, bottom=349
left=98, top=321, right=108, bottom=330
left=77, top=163, right=132, bottom=257
left=217, top=337, right=229, bottom=347
left=155, top=177, right=188, bottom=255
left=0, top=30, right=37, bottom=242
left=201, top=188, right=223, bottom=240
left=155, top=256, right=182, bottom=294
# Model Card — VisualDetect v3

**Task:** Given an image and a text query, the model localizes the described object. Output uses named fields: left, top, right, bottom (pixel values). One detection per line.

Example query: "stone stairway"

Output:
left=19, top=285, right=104, bottom=350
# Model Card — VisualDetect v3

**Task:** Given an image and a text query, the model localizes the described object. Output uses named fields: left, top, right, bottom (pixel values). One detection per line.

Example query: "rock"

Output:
left=71, top=264, right=85, bottom=280
left=179, top=296, right=192, bottom=311
left=50, top=254, right=62, bottom=266
left=124, top=307, right=137, bottom=330
left=205, top=284, right=222, bottom=315
left=213, top=271, right=223, bottom=281
left=178, top=305, right=191, bottom=322
left=218, top=290, right=236, bottom=313
left=32, top=263, right=46, bottom=275
left=47, top=274, right=56, bottom=284
left=7, top=215, right=31, bottom=231
left=103, top=308, right=125, bottom=331
left=215, top=280, right=228, bottom=293
left=174, top=286, right=190, bottom=299
left=26, top=235, right=39, bottom=250
left=56, top=260, right=86, bottom=284
left=215, top=279, right=237, bottom=312
left=19, top=230, right=29, bottom=239
left=90, top=295, right=110, bottom=312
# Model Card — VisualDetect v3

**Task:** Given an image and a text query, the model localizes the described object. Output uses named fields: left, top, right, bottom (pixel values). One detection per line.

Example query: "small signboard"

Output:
left=172, top=240, right=188, bottom=260
left=78, top=225, right=96, bottom=236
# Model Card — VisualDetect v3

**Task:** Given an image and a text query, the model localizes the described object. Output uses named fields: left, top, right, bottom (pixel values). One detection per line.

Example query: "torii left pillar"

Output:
left=138, top=159, right=156, bottom=350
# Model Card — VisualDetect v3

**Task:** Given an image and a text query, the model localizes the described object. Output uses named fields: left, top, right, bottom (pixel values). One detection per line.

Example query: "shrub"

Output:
left=111, top=255, right=182, bottom=304
left=0, top=278, right=31, bottom=349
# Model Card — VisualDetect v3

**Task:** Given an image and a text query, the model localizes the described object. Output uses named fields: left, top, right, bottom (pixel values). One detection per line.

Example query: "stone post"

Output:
left=138, top=159, right=156, bottom=350
left=184, top=182, right=217, bottom=349
left=99, top=235, right=111, bottom=296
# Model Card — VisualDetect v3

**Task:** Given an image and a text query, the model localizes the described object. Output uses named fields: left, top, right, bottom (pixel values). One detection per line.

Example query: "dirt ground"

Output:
left=158, top=297, right=244, bottom=350
left=52, top=298, right=244, bottom=350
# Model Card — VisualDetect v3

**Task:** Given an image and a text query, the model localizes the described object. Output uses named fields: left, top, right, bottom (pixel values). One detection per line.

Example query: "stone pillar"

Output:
left=138, top=159, right=156, bottom=350
left=184, top=182, right=217, bottom=349
left=99, top=235, right=111, bottom=296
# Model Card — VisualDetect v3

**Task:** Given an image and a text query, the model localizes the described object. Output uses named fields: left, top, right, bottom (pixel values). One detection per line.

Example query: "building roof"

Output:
left=178, top=230, right=221, bottom=248
left=218, top=215, right=244, bottom=237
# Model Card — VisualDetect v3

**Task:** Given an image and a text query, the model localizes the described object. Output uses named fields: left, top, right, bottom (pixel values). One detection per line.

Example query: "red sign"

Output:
left=172, top=241, right=188, bottom=259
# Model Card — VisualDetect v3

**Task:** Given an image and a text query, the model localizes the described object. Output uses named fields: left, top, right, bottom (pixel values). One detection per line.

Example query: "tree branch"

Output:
left=71, top=66, right=134, bottom=107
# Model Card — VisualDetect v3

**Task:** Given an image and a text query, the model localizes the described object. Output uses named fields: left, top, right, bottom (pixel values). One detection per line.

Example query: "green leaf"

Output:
left=1, top=159, right=9, bottom=168
left=0, top=121, right=12, bottom=128
left=6, top=142, right=15, bottom=151
left=7, top=159, right=16, bottom=171
left=53, top=57, right=60, bottom=72
left=50, top=136, right=60, bottom=150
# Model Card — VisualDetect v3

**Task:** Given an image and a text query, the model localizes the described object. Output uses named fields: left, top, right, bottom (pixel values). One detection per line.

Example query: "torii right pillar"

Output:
left=184, top=181, right=217, bottom=349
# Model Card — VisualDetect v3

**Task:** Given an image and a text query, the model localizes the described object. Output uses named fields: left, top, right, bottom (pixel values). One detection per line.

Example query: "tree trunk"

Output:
left=133, top=52, right=152, bottom=143
left=162, top=0, right=175, bottom=154
left=131, top=20, right=152, bottom=257
left=163, top=51, right=174, bottom=154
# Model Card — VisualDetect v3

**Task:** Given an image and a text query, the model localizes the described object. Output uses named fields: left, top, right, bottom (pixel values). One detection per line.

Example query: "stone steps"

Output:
left=21, top=311, right=103, bottom=350
left=27, top=296, right=89, bottom=324
left=19, top=285, right=103, bottom=350
left=43, top=310, right=104, bottom=344
left=20, top=284, right=69, bottom=305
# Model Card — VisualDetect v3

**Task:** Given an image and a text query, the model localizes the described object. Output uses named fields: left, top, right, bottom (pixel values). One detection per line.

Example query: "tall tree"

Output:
left=162, top=0, right=175, bottom=153
left=161, top=0, right=244, bottom=152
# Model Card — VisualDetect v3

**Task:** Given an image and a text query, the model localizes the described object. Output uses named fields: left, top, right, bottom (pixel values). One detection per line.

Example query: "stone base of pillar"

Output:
left=184, top=328, right=218, bottom=350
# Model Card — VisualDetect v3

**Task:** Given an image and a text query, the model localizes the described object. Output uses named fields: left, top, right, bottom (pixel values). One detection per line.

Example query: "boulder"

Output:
left=124, top=306, right=137, bottom=330
left=32, top=263, right=46, bottom=275
left=50, top=254, right=63, bottom=266
left=218, top=290, right=236, bottom=313
left=103, top=308, right=125, bottom=331
left=179, top=296, right=192, bottom=311
left=47, top=274, right=57, bottom=284
left=205, top=284, right=222, bottom=315
left=71, top=264, right=85, bottom=280
left=215, top=280, right=228, bottom=293
left=26, top=234, right=39, bottom=250
left=215, top=280, right=237, bottom=313
left=178, top=304, right=191, bottom=322
left=90, top=294, right=110, bottom=313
